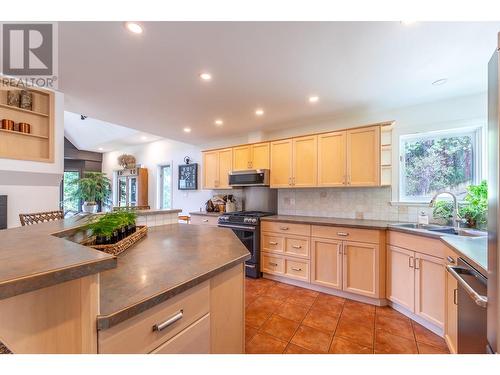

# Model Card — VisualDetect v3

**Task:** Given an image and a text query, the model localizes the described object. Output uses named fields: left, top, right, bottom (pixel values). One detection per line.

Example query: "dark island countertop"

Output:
left=0, top=215, right=116, bottom=300
left=98, top=223, right=249, bottom=329
left=261, top=215, right=395, bottom=230
left=441, top=236, right=488, bottom=275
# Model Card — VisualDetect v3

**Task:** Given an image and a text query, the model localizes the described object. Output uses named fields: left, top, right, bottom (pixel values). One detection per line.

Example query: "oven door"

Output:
left=218, top=223, right=260, bottom=277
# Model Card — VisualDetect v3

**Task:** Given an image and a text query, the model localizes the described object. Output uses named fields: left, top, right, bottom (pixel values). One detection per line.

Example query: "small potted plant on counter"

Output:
left=70, top=172, right=111, bottom=213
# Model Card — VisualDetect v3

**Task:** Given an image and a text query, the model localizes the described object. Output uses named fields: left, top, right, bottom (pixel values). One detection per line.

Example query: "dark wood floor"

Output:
left=245, top=277, right=450, bottom=354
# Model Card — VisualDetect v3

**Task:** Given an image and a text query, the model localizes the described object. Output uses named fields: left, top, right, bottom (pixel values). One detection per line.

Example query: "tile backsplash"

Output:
left=277, top=187, right=437, bottom=223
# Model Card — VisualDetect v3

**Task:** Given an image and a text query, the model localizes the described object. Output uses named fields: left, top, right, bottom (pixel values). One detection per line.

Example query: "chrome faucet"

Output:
left=429, top=191, right=461, bottom=230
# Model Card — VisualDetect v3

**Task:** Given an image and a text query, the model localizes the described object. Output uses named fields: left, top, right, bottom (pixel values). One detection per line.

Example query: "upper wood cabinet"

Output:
left=202, top=148, right=233, bottom=189
left=270, top=139, right=293, bottom=188
left=232, top=142, right=270, bottom=171
left=318, top=131, right=347, bottom=186
left=347, top=126, right=380, bottom=186
left=270, top=136, right=317, bottom=188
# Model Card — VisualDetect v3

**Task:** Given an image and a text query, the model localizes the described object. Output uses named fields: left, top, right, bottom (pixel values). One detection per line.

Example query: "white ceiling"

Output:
left=64, top=111, right=162, bottom=152
left=59, top=21, right=500, bottom=145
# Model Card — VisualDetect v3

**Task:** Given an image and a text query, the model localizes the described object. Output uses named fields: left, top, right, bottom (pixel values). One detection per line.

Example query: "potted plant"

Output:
left=87, top=211, right=138, bottom=245
left=70, top=172, right=111, bottom=213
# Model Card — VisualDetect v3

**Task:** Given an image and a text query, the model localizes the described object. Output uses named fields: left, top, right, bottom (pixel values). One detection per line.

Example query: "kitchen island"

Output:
left=0, top=212, right=249, bottom=354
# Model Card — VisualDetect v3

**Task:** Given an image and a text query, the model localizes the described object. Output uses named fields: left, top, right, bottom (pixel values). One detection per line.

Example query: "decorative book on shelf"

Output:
left=0, top=77, right=54, bottom=163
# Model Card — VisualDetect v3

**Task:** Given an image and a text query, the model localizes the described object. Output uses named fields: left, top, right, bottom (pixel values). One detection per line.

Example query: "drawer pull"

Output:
left=337, top=232, right=349, bottom=236
left=446, top=256, right=455, bottom=264
left=409, top=256, right=414, bottom=268
left=292, top=245, right=302, bottom=249
left=291, top=267, right=302, bottom=272
left=269, top=262, right=278, bottom=266
left=203, top=219, right=209, bottom=222
left=280, top=227, right=289, bottom=230
left=153, top=310, right=184, bottom=332
left=269, top=241, right=278, bottom=245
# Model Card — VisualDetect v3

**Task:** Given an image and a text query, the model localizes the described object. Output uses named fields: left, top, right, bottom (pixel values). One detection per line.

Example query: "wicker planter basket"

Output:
left=81, top=225, right=148, bottom=256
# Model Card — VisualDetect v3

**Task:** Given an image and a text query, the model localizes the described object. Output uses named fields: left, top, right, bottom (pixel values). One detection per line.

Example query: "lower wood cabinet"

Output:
left=387, top=244, right=445, bottom=330
left=151, top=314, right=210, bottom=354
left=311, top=238, right=342, bottom=290
left=190, top=215, right=219, bottom=226
left=343, top=241, right=381, bottom=298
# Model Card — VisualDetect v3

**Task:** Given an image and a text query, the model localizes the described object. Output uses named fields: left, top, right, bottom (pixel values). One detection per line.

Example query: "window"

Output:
left=159, top=164, right=172, bottom=209
left=399, top=127, right=482, bottom=202
left=62, top=171, right=80, bottom=213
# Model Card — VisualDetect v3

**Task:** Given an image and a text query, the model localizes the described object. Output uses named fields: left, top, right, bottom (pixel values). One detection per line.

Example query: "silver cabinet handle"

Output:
left=292, top=245, right=302, bottom=249
left=337, top=232, right=349, bottom=237
left=288, top=177, right=292, bottom=186
left=153, top=310, right=184, bottom=332
left=446, top=256, right=455, bottom=264
left=454, top=288, right=458, bottom=305
left=269, top=262, right=278, bottom=266
left=446, top=265, right=487, bottom=308
left=245, top=263, right=256, bottom=269
left=408, top=256, right=414, bottom=268
left=414, top=258, right=420, bottom=270
left=203, top=219, right=209, bottom=222
left=269, top=241, right=278, bottom=245
left=291, top=267, right=302, bottom=272
left=280, top=227, right=289, bottom=230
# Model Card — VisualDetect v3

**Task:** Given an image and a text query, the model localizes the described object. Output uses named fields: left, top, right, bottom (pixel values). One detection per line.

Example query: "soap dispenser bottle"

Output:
left=417, top=211, right=429, bottom=225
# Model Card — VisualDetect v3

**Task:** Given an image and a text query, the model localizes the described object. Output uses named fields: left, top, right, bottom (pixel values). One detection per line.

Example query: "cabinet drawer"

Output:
left=190, top=215, right=219, bottom=226
left=261, top=221, right=311, bottom=236
left=262, top=253, right=285, bottom=275
left=387, top=231, right=446, bottom=258
left=284, top=236, right=310, bottom=258
left=311, top=225, right=380, bottom=244
left=261, top=233, right=284, bottom=253
left=150, top=314, right=210, bottom=354
left=99, top=281, right=210, bottom=354
left=285, top=258, right=309, bottom=282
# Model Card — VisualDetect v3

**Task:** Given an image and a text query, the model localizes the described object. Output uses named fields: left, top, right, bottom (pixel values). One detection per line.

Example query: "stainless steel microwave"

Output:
left=228, top=169, right=270, bottom=187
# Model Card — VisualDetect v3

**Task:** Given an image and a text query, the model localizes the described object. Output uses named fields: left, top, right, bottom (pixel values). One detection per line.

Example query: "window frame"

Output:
left=398, top=126, right=483, bottom=203
left=158, top=163, right=173, bottom=210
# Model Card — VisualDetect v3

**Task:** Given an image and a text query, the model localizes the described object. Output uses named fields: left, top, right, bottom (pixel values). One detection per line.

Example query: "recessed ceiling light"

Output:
left=183, top=127, right=192, bottom=133
left=141, top=136, right=148, bottom=140
left=432, top=78, right=448, bottom=86
left=214, top=119, right=224, bottom=126
left=125, top=22, right=144, bottom=34
left=308, top=95, right=319, bottom=103
left=199, top=72, right=212, bottom=81
left=255, top=108, right=264, bottom=116
left=98, top=147, right=103, bottom=151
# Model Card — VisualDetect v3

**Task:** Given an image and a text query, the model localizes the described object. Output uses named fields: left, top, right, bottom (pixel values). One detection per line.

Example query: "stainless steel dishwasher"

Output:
left=447, top=258, right=488, bottom=353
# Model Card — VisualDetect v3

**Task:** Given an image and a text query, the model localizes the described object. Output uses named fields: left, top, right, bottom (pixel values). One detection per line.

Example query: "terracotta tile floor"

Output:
left=245, top=277, right=450, bottom=354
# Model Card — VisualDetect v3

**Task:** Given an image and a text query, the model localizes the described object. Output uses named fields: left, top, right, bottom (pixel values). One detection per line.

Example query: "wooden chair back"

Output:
left=19, top=210, right=64, bottom=226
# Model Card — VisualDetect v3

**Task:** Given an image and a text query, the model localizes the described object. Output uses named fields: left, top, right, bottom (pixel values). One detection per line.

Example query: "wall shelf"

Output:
left=0, top=103, right=49, bottom=118
left=0, top=128, right=49, bottom=140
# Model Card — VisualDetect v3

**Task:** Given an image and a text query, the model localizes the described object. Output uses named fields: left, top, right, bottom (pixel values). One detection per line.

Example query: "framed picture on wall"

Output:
left=178, top=163, right=198, bottom=190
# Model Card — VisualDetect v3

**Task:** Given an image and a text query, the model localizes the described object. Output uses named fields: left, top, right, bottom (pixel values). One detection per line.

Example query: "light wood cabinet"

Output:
left=342, top=241, right=380, bottom=298
left=270, top=139, right=293, bottom=187
left=232, top=142, right=270, bottom=171
left=318, top=131, right=347, bottom=186
left=292, top=135, right=318, bottom=187
left=232, top=145, right=251, bottom=171
left=346, top=126, right=380, bottom=186
left=415, top=253, right=445, bottom=329
left=202, top=148, right=233, bottom=189
left=190, top=215, right=219, bottom=227
left=387, top=245, right=415, bottom=312
left=444, top=249, right=458, bottom=353
left=311, top=238, right=342, bottom=290
left=251, top=142, right=270, bottom=169
left=386, top=236, right=446, bottom=331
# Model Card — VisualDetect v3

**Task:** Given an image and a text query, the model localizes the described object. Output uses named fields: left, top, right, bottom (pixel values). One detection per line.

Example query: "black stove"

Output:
left=217, top=211, right=275, bottom=278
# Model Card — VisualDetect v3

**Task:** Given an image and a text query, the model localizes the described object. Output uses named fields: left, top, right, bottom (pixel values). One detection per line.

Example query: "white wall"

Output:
left=102, top=138, right=213, bottom=215
left=0, top=91, right=64, bottom=228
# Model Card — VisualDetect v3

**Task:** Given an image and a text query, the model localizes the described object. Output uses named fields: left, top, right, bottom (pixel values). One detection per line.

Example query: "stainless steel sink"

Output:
left=390, top=223, right=487, bottom=237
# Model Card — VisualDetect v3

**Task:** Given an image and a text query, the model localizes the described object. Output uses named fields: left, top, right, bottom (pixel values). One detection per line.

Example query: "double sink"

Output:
left=389, top=223, right=487, bottom=238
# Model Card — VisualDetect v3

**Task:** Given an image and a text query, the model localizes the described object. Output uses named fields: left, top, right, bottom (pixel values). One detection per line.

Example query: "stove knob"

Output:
left=251, top=218, right=257, bottom=224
